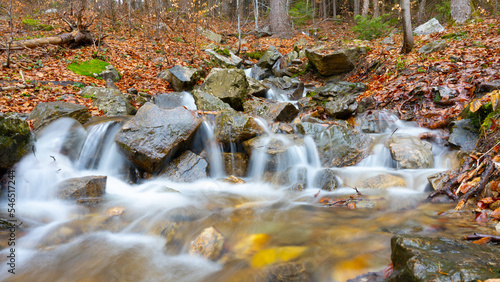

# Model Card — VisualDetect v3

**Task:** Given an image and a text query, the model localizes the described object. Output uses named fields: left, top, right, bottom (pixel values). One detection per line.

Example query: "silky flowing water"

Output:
left=0, top=111, right=486, bottom=282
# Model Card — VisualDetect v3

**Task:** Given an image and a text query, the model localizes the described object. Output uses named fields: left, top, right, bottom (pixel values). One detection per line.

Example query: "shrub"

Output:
left=352, top=14, right=391, bottom=40
left=289, top=0, right=314, bottom=26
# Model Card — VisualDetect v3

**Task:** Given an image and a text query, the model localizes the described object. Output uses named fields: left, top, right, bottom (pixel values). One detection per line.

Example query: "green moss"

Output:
left=306, top=90, right=317, bottom=98
left=246, top=51, right=264, bottom=60
left=215, top=47, right=231, bottom=57
left=67, top=59, right=110, bottom=79
left=441, top=31, right=468, bottom=40
left=22, top=18, right=54, bottom=31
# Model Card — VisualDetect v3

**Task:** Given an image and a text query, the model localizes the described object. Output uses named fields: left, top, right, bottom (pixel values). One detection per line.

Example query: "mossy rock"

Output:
left=22, top=18, right=54, bottom=31
left=67, top=59, right=115, bottom=79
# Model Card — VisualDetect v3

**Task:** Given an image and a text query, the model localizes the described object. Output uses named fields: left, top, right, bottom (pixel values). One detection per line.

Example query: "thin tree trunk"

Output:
left=332, top=0, right=336, bottom=17
left=128, top=0, right=132, bottom=36
left=4, top=0, right=13, bottom=67
left=254, top=0, right=259, bottom=29
left=401, top=0, right=414, bottom=53
left=417, top=0, right=426, bottom=24
left=237, top=0, right=241, bottom=54
left=354, top=0, right=360, bottom=16
left=372, top=0, right=379, bottom=17
left=362, top=0, right=369, bottom=16
left=451, top=0, right=471, bottom=24
left=323, top=0, right=327, bottom=18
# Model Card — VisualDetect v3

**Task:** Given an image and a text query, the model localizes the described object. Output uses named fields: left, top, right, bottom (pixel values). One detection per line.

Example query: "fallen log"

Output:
left=0, top=30, right=93, bottom=50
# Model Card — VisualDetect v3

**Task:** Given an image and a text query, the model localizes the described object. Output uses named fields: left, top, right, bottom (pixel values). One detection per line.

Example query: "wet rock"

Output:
left=223, top=152, right=249, bottom=177
left=96, top=64, right=121, bottom=82
left=264, top=262, right=310, bottom=281
left=243, top=97, right=299, bottom=123
left=263, top=76, right=302, bottom=91
left=247, top=76, right=270, bottom=97
left=427, top=170, right=453, bottom=191
left=197, top=27, right=222, bottom=43
left=295, top=122, right=329, bottom=136
left=314, top=121, right=373, bottom=167
left=413, top=18, right=445, bottom=35
left=189, top=226, right=225, bottom=261
left=448, top=119, right=478, bottom=151
left=81, top=87, right=136, bottom=116
left=257, top=46, right=282, bottom=69
left=289, top=83, right=305, bottom=101
left=60, top=119, right=87, bottom=161
left=476, top=80, right=500, bottom=93
left=315, top=81, right=367, bottom=98
left=192, top=89, right=234, bottom=111
left=305, top=47, right=367, bottom=76
left=243, top=135, right=304, bottom=173
left=222, top=175, right=246, bottom=184
left=388, top=235, right=500, bottom=282
left=28, top=101, right=91, bottom=131
left=357, top=174, right=407, bottom=189
left=418, top=40, right=447, bottom=54
left=313, top=168, right=338, bottom=191
left=0, top=114, right=33, bottom=171
left=57, top=175, right=107, bottom=200
left=389, top=135, right=433, bottom=169
left=250, top=64, right=273, bottom=80
left=359, top=110, right=398, bottom=133
left=215, top=111, right=265, bottom=144
left=115, top=103, right=202, bottom=173
left=198, top=68, right=248, bottom=111
left=205, top=49, right=243, bottom=68
left=154, top=92, right=195, bottom=109
left=157, top=65, right=203, bottom=91
left=159, top=150, right=208, bottom=182
left=273, top=167, right=307, bottom=191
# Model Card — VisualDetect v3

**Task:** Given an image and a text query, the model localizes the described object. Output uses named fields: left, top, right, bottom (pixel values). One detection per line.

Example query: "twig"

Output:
left=456, top=157, right=494, bottom=210
left=463, top=233, right=500, bottom=242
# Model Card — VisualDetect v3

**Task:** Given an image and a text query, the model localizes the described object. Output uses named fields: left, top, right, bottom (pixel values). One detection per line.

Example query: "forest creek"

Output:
left=1, top=3, right=500, bottom=282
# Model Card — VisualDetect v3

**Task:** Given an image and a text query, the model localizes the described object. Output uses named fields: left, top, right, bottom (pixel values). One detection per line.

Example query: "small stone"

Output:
left=189, top=226, right=225, bottom=261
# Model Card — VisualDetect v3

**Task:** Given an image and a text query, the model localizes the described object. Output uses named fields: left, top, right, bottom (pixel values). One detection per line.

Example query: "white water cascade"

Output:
left=0, top=111, right=465, bottom=282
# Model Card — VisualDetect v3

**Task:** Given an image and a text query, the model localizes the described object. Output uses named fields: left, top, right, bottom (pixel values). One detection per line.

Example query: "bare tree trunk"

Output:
left=401, top=0, right=414, bottom=53
left=451, top=0, right=471, bottom=24
left=362, top=0, right=369, bottom=16
left=3, top=0, right=13, bottom=67
left=237, top=0, right=241, bottom=53
left=270, top=0, right=290, bottom=34
left=417, top=0, right=426, bottom=23
left=332, top=0, right=336, bottom=17
left=128, top=0, right=132, bottom=36
left=323, top=0, right=327, bottom=18
left=372, top=0, right=379, bottom=17
left=354, top=0, right=360, bottom=16
left=254, top=0, right=259, bottom=29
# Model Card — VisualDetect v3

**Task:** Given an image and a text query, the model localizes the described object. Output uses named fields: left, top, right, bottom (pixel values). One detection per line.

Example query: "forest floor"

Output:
left=0, top=13, right=499, bottom=130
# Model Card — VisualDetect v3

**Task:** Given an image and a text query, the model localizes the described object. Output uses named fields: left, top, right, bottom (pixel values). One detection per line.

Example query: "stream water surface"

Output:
left=0, top=110, right=486, bottom=282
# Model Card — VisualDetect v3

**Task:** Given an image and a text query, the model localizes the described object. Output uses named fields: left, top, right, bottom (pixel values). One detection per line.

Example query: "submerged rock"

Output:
left=159, top=150, right=208, bottom=182
left=57, top=175, right=107, bottom=200
left=306, top=47, right=367, bottom=76
left=0, top=114, right=33, bottom=171
left=264, top=262, right=310, bottom=281
left=198, top=68, right=248, bottom=110
left=389, top=135, right=433, bottom=169
left=157, top=65, right=203, bottom=91
left=357, top=174, right=407, bottom=189
left=28, top=101, right=91, bottom=131
left=388, top=235, right=500, bottom=282
left=189, top=226, right=225, bottom=261
left=81, top=87, right=136, bottom=116
left=115, top=103, right=202, bottom=173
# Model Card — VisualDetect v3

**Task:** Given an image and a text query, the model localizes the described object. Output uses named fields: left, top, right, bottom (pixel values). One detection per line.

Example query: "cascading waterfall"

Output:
left=0, top=110, right=468, bottom=282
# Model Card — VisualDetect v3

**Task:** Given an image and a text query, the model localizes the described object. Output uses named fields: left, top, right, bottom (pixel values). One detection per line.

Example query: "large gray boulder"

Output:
left=257, top=46, right=282, bottom=69
left=57, top=175, right=107, bottom=200
left=159, top=150, right=208, bottom=182
left=305, top=47, right=367, bottom=76
left=388, top=235, right=500, bottom=282
left=154, top=92, right=196, bottom=110
left=198, top=68, right=249, bottom=111
left=413, top=18, right=445, bottom=35
left=243, top=97, right=299, bottom=123
left=28, top=101, right=91, bottom=131
left=205, top=49, right=243, bottom=68
left=215, top=111, right=265, bottom=144
left=192, top=89, right=234, bottom=111
left=448, top=119, right=478, bottom=151
left=0, top=114, right=33, bottom=170
left=314, top=121, right=372, bottom=167
left=157, top=65, right=203, bottom=91
left=389, top=135, right=434, bottom=169
left=115, top=103, right=202, bottom=173
left=81, top=87, right=136, bottom=116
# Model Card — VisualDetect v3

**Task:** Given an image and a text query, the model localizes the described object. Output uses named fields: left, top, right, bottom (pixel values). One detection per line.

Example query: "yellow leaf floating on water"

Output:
left=251, top=246, right=307, bottom=267
left=233, top=234, right=270, bottom=258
